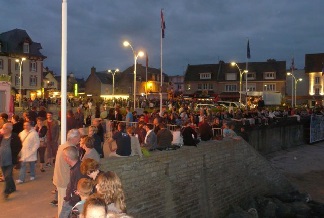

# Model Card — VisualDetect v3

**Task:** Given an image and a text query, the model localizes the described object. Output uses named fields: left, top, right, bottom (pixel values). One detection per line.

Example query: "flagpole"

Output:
left=61, top=0, right=67, bottom=144
left=246, top=39, right=249, bottom=108
left=145, top=53, right=148, bottom=100
left=160, top=9, right=164, bottom=116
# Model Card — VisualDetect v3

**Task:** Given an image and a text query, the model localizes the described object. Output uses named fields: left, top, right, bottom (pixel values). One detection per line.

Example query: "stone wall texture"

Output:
left=101, top=138, right=294, bottom=217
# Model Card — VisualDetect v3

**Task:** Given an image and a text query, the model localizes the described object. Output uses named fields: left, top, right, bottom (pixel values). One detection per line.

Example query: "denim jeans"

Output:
left=19, top=161, right=36, bottom=181
left=1, top=165, right=15, bottom=194
left=59, top=200, right=73, bottom=218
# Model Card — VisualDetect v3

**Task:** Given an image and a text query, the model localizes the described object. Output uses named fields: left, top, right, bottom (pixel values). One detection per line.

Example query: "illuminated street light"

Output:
left=231, top=62, right=248, bottom=106
left=15, top=57, right=26, bottom=107
left=123, top=41, right=144, bottom=109
left=287, top=72, right=302, bottom=107
left=108, top=68, right=119, bottom=96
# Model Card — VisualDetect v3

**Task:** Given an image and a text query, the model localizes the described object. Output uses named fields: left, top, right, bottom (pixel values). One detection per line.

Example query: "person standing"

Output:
left=35, top=117, right=47, bottom=172
left=16, top=121, right=40, bottom=183
left=74, top=107, right=85, bottom=128
left=0, top=123, right=22, bottom=199
left=59, top=146, right=86, bottom=218
left=44, top=112, right=59, bottom=166
left=53, top=129, right=81, bottom=217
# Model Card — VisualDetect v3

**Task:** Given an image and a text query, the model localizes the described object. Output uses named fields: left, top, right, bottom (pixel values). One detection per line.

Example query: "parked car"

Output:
left=217, top=101, right=244, bottom=109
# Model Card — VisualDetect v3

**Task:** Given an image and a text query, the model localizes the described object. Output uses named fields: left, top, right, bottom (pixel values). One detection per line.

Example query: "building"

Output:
left=0, top=29, right=46, bottom=100
left=285, top=69, right=309, bottom=106
left=43, top=67, right=59, bottom=98
left=305, top=53, right=324, bottom=106
left=85, top=67, right=112, bottom=97
left=168, top=75, right=184, bottom=98
left=184, top=60, right=287, bottom=103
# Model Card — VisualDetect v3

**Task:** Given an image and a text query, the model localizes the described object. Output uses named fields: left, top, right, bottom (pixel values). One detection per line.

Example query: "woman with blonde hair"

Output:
left=95, top=171, right=126, bottom=215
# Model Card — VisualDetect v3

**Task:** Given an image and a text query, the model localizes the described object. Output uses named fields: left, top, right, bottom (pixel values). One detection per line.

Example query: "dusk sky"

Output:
left=2, top=0, right=324, bottom=78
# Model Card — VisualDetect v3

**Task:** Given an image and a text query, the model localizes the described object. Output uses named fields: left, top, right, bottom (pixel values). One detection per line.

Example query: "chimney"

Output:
left=91, top=66, right=96, bottom=74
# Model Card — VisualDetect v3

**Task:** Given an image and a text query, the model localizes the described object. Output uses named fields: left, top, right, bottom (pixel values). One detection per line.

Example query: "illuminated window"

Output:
left=315, top=77, right=320, bottom=84
left=225, top=84, right=237, bottom=92
left=264, top=72, right=276, bottom=79
left=226, top=73, right=236, bottom=80
left=263, top=84, right=276, bottom=91
left=199, top=73, right=211, bottom=80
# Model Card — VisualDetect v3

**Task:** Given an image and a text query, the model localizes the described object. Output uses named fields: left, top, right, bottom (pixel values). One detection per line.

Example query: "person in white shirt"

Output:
left=171, top=125, right=183, bottom=147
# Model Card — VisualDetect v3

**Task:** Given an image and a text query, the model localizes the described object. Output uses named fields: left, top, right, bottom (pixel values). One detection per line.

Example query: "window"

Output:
left=23, top=42, right=29, bottom=53
left=246, top=72, right=255, bottom=80
left=203, top=83, right=208, bottom=90
left=315, top=77, right=320, bottom=84
left=243, top=83, right=256, bottom=91
left=199, top=73, right=211, bottom=80
left=15, top=75, right=22, bottom=86
left=30, top=76, right=37, bottom=86
left=264, top=72, right=276, bottom=79
left=197, top=84, right=202, bottom=90
left=177, top=84, right=182, bottom=90
left=225, top=84, right=237, bottom=92
left=208, top=83, right=213, bottom=90
left=15, top=62, right=24, bottom=71
left=226, top=73, right=236, bottom=80
left=315, top=88, right=320, bottom=95
left=263, top=84, right=276, bottom=91
left=30, top=61, right=37, bottom=72
left=0, top=59, right=3, bottom=69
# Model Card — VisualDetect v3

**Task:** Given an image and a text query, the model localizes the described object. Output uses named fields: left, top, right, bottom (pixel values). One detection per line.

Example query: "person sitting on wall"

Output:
left=142, top=124, right=157, bottom=151
left=198, top=117, right=213, bottom=141
left=107, top=123, right=131, bottom=157
left=181, top=121, right=199, bottom=146
left=156, top=123, right=173, bottom=150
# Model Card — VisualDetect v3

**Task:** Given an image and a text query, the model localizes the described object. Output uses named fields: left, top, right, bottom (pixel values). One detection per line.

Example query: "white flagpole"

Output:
left=159, top=10, right=163, bottom=116
left=61, top=0, right=67, bottom=143
left=246, top=39, right=249, bottom=107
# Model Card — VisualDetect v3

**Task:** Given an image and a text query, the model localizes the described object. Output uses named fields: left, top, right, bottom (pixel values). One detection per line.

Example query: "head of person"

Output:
left=96, top=171, right=126, bottom=213
left=0, top=113, right=8, bottom=122
left=159, top=123, right=167, bottom=129
left=144, top=123, right=153, bottom=131
left=153, top=117, right=160, bottom=126
left=80, top=135, right=88, bottom=149
left=117, top=123, right=125, bottom=132
left=39, top=106, right=46, bottom=111
left=67, top=129, right=81, bottom=146
left=126, top=126, right=134, bottom=136
left=84, top=136, right=95, bottom=149
left=88, top=125, right=98, bottom=137
left=138, top=121, right=145, bottom=129
left=80, top=158, right=100, bottom=179
left=36, top=117, right=44, bottom=127
left=11, top=115, right=20, bottom=124
left=2, top=123, right=13, bottom=136
left=77, top=178, right=93, bottom=199
left=126, top=107, right=130, bottom=112
left=46, top=112, right=53, bottom=121
left=92, top=118, right=101, bottom=127
left=82, top=196, right=107, bottom=218
left=23, top=121, right=32, bottom=131
left=63, top=146, right=79, bottom=167
left=67, top=110, right=74, bottom=117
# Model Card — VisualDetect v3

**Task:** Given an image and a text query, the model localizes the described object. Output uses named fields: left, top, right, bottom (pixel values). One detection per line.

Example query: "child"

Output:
left=69, top=178, right=93, bottom=218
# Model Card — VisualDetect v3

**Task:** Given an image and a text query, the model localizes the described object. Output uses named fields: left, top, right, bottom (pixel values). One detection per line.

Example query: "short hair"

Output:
left=77, top=178, right=93, bottom=197
left=84, top=136, right=95, bottom=149
left=63, top=146, right=79, bottom=161
left=0, top=113, right=8, bottom=120
left=89, top=125, right=98, bottom=134
left=47, top=112, right=53, bottom=115
left=118, top=123, right=125, bottom=131
left=80, top=158, right=100, bottom=175
left=36, top=117, right=44, bottom=122
left=12, top=115, right=20, bottom=122
left=126, top=126, right=134, bottom=135
left=145, top=123, right=154, bottom=130
left=3, top=122, right=13, bottom=131
left=67, top=129, right=80, bottom=141
left=82, top=196, right=107, bottom=217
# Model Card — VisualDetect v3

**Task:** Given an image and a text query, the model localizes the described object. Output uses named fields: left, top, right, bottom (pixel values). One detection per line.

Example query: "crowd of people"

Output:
left=0, top=97, right=321, bottom=217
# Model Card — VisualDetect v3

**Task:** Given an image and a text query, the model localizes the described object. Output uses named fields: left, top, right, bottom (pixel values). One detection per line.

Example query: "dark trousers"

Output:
left=1, top=165, right=15, bottom=194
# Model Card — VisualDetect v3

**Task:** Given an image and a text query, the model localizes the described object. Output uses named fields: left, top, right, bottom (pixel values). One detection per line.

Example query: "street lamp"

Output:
left=108, top=68, right=119, bottom=96
left=287, top=72, right=302, bottom=107
left=123, top=41, right=144, bottom=110
left=231, top=62, right=248, bottom=105
left=15, top=57, right=26, bottom=107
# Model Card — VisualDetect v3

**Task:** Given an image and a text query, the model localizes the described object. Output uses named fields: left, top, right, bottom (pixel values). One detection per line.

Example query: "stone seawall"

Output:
left=101, top=139, right=293, bottom=217
left=248, top=124, right=305, bottom=154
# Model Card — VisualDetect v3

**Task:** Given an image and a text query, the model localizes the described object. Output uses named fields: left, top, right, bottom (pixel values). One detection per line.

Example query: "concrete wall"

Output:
left=101, top=139, right=293, bottom=217
left=249, top=124, right=305, bottom=154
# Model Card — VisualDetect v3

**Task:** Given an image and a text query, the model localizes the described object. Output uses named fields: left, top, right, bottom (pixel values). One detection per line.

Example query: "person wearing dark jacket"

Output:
left=156, top=123, right=173, bottom=149
left=11, top=115, right=23, bottom=134
left=0, top=123, right=22, bottom=199
left=198, top=117, right=213, bottom=141
left=182, top=121, right=199, bottom=146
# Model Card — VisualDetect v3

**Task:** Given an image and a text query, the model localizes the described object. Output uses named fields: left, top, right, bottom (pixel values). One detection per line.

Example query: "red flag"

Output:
left=161, top=9, right=166, bottom=38
left=146, top=53, right=148, bottom=68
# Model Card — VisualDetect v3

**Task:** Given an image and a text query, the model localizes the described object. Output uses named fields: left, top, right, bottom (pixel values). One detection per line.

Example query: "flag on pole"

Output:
left=161, top=9, right=166, bottom=38
left=291, top=57, right=295, bottom=70
left=146, top=52, right=149, bottom=68
left=247, top=40, right=251, bottom=59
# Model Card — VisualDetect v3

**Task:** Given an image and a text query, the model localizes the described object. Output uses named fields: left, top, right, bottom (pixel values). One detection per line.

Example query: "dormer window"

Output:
left=264, top=72, right=276, bottom=79
left=23, top=42, right=29, bottom=53
left=200, top=73, right=211, bottom=80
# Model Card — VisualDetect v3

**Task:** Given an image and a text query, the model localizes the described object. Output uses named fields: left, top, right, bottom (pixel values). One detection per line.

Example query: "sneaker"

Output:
left=50, top=200, right=58, bottom=206
left=30, top=177, right=35, bottom=181
left=16, top=179, right=24, bottom=184
left=45, top=163, right=52, bottom=167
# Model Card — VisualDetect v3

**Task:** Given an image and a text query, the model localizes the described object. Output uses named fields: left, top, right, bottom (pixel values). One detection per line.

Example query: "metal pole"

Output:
left=19, top=62, right=22, bottom=108
left=295, top=80, right=297, bottom=107
left=134, top=56, right=136, bottom=110
left=61, top=0, right=67, bottom=144
left=112, top=72, right=115, bottom=96
left=291, top=70, right=294, bottom=108
left=239, top=71, right=242, bottom=103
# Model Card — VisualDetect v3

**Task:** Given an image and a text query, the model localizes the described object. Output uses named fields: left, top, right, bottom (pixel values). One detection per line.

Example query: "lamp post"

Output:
left=231, top=62, right=248, bottom=106
left=15, top=57, right=26, bottom=107
left=108, top=68, right=119, bottom=96
left=123, top=41, right=144, bottom=110
left=287, top=72, right=302, bottom=107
